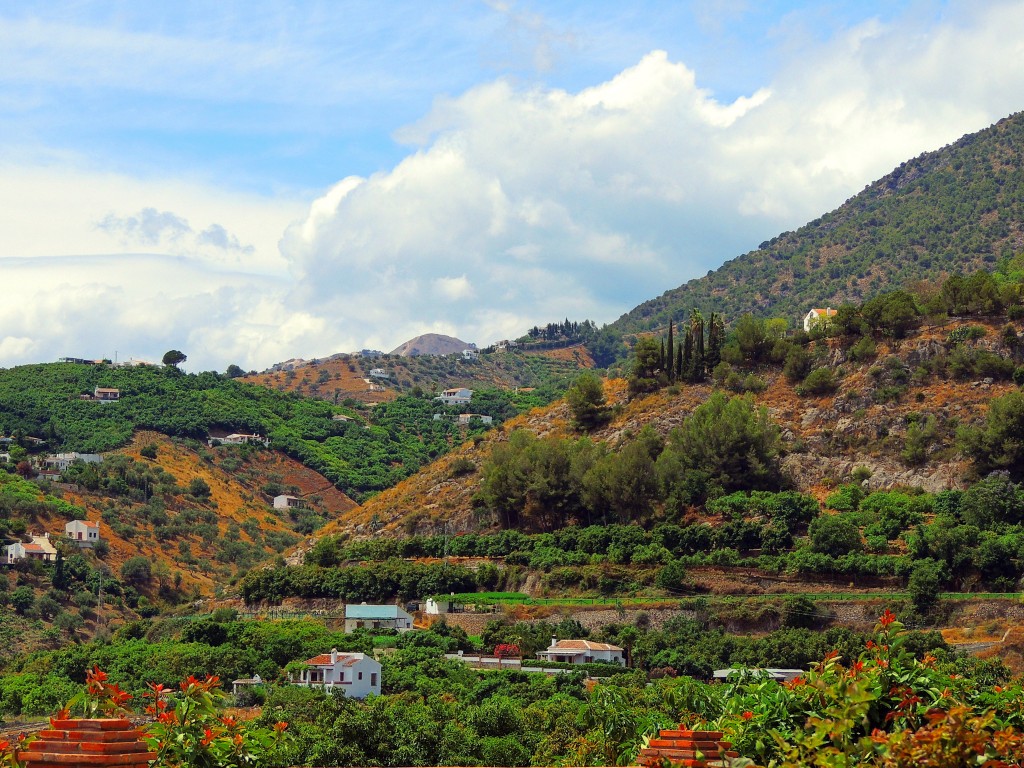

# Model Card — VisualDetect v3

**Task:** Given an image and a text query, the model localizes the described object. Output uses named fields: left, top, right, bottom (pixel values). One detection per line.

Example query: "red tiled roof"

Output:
left=810, top=308, right=838, bottom=317
left=303, top=653, right=362, bottom=666
left=549, top=640, right=623, bottom=652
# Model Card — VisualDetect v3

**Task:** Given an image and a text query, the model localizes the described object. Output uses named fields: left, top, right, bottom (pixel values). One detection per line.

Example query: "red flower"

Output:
left=878, top=609, right=897, bottom=628
left=273, top=721, right=288, bottom=733
left=741, top=711, right=753, bottom=721
left=201, top=728, right=215, bottom=747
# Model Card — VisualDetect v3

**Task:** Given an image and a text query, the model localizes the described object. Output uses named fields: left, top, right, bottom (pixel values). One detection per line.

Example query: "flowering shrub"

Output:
left=59, top=665, right=133, bottom=719
left=143, top=674, right=290, bottom=768
left=710, top=609, right=1024, bottom=767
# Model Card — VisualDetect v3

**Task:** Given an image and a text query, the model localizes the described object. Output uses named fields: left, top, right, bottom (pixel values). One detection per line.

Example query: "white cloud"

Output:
left=4, top=1, right=1024, bottom=372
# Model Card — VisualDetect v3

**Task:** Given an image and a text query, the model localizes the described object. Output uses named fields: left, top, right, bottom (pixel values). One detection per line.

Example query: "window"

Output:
left=371, top=673, right=378, bottom=687
left=358, top=672, right=363, bottom=680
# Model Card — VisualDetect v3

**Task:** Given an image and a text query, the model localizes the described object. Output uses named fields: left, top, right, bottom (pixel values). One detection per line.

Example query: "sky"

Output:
left=2, top=0, right=1024, bottom=372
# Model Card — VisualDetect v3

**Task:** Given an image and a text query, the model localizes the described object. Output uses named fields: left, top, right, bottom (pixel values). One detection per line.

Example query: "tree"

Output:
left=121, top=556, right=152, bottom=585
left=11, top=585, right=35, bottom=615
left=225, top=364, right=245, bottom=378
left=657, top=392, right=782, bottom=499
left=733, top=314, right=771, bottom=363
left=907, top=558, right=946, bottom=614
left=628, top=337, right=663, bottom=396
left=162, top=349, right=187, bottom=367
left=809, top=514, right=863, bottom=557
left=958, top=391, right=1024, bottom=481
left=566, top=372, right=609, bottom=431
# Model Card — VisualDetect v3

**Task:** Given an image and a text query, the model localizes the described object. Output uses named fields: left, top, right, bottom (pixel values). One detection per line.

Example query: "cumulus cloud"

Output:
left=281, top=2, right=1024, bottom=353
left=5, top=2, right=1024, bottom=372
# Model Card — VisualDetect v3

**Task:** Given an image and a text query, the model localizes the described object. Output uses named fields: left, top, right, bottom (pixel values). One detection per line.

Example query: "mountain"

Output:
left=390, top=333, right=474, bottom=357
left=613, top=111, right=1024, bottom=334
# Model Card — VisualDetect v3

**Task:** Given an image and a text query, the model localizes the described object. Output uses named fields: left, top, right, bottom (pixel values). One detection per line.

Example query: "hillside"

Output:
left=242, top=346, right=589, bottom=406
left=0, top=363, right=513, bottom=501
left=614, top=111, right=1024, bottom=334
left=321, top=316, right=1019, bottom=541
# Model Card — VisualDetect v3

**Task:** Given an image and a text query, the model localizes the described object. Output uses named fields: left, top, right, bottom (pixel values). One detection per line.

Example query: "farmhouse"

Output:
left=291, top=649, right=381, bottom=698
left=536, top=639, right=625, bottom=665
left=344, top=603, right=414, bottom=632
left=65, top=520, right=101, bottom=547
left=93, top=387, right=120, bottom=402
left=436, top=387, right=473, bottom=406
left=4, top=533, right=58, bottom=565
left=273, top=495, right=307, bottom=510
left=803, top=307, right=838, bottom=333
left=44, top=453, right=102, bottom=473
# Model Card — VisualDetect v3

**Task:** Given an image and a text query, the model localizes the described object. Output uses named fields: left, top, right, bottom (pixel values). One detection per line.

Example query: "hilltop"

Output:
left=390, top=333, right=473, bottom=357
left=613, top=111, right=1024, bottom=334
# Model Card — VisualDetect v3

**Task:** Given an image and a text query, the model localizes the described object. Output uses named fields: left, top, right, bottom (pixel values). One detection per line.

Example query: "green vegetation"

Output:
left=0, top=364, right=534, bottom=500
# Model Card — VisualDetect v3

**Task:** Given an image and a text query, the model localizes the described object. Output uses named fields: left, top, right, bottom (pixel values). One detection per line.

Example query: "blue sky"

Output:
left=2, top=1, right=1023, bottom=370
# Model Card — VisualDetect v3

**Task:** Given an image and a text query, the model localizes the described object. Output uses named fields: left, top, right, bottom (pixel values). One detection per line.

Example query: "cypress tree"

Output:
left=666, top=321, right=675, bottom=381
left=690, top=309, right=706, bottom=381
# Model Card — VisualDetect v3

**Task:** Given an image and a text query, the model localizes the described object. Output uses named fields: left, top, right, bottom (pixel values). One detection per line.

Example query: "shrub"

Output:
left=796, top=367, right=839, bottom=396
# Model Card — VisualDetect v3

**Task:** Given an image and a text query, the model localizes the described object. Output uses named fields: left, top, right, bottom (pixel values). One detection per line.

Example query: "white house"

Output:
left=461, top=349, right=479, bottom=360
left=273, top=495, right=307, bottom=510
left=4, top=533, right=58, bottom=565
left=65, top=520, right=101, bottom=547
left=436, top=388, right=473, bottom=406
left=457, top=413, right=492, bottom=426
left=424, top=596, right=463, bottom=615
left=209, top=433, right=270, bottom=447
left=536, top=639, right=625, bottom=665
left=292, top=649, right=381, bottom=698
left=368, top=368, right=389, bottom=379
left=344, top=603, right=414, bottom=632
left=45, top=453, right=103, bottom=473
left=93, top=387, right=120, bottom=402
left=803, top=307, right=838, bottom=333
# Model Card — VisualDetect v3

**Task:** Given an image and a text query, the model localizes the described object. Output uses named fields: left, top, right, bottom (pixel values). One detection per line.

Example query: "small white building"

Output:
left=536, top=639, right=625, bottom=666
left=461, top=349, right=479, bottom=360
left=344, top=603, right=414, bottom=632
left=803, top=307, right=838, bottom=333
left=93, top=387, right=120, bottom=402
left=4, top=533, right=58, bottom=565
left=45, top=453, right=103, bottom=473
left=436, top=387, right=473, bottom=406
left=424, top=596, right=462, bottom=615
left=292, top=649, right=381, bottom=698
left=368, top=368, right=389, bottom=379
left=65, top=520, right=101, bottom=547
left=457, top=413, right=492, bottom=426
left=273, top=494, right=307, bottom=510
left=209, top=433, right=270, bottom=447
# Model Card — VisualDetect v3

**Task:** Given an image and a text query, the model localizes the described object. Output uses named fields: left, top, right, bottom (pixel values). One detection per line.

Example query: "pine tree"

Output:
left=682, top=328, right=693, bottom=380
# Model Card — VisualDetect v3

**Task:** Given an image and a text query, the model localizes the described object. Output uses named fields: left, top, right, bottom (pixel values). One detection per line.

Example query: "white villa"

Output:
left=65, top=520, right=101, bottom=547
left=436, top=387, right=473, bottom=406
left=4, top=533, right=58, bottom=565
left=803, top=307, right=838, bottom=333
left=292, top=650, right=381, bottom=698
left=93, top=387, right=121, bottom=402
left=344, top=603, right=414, bottom=633
left=44, top=453, right=103, bottom=473
left=536, top=639, right=625, bottom=666
left=273, top=495, right=307, bottom=510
